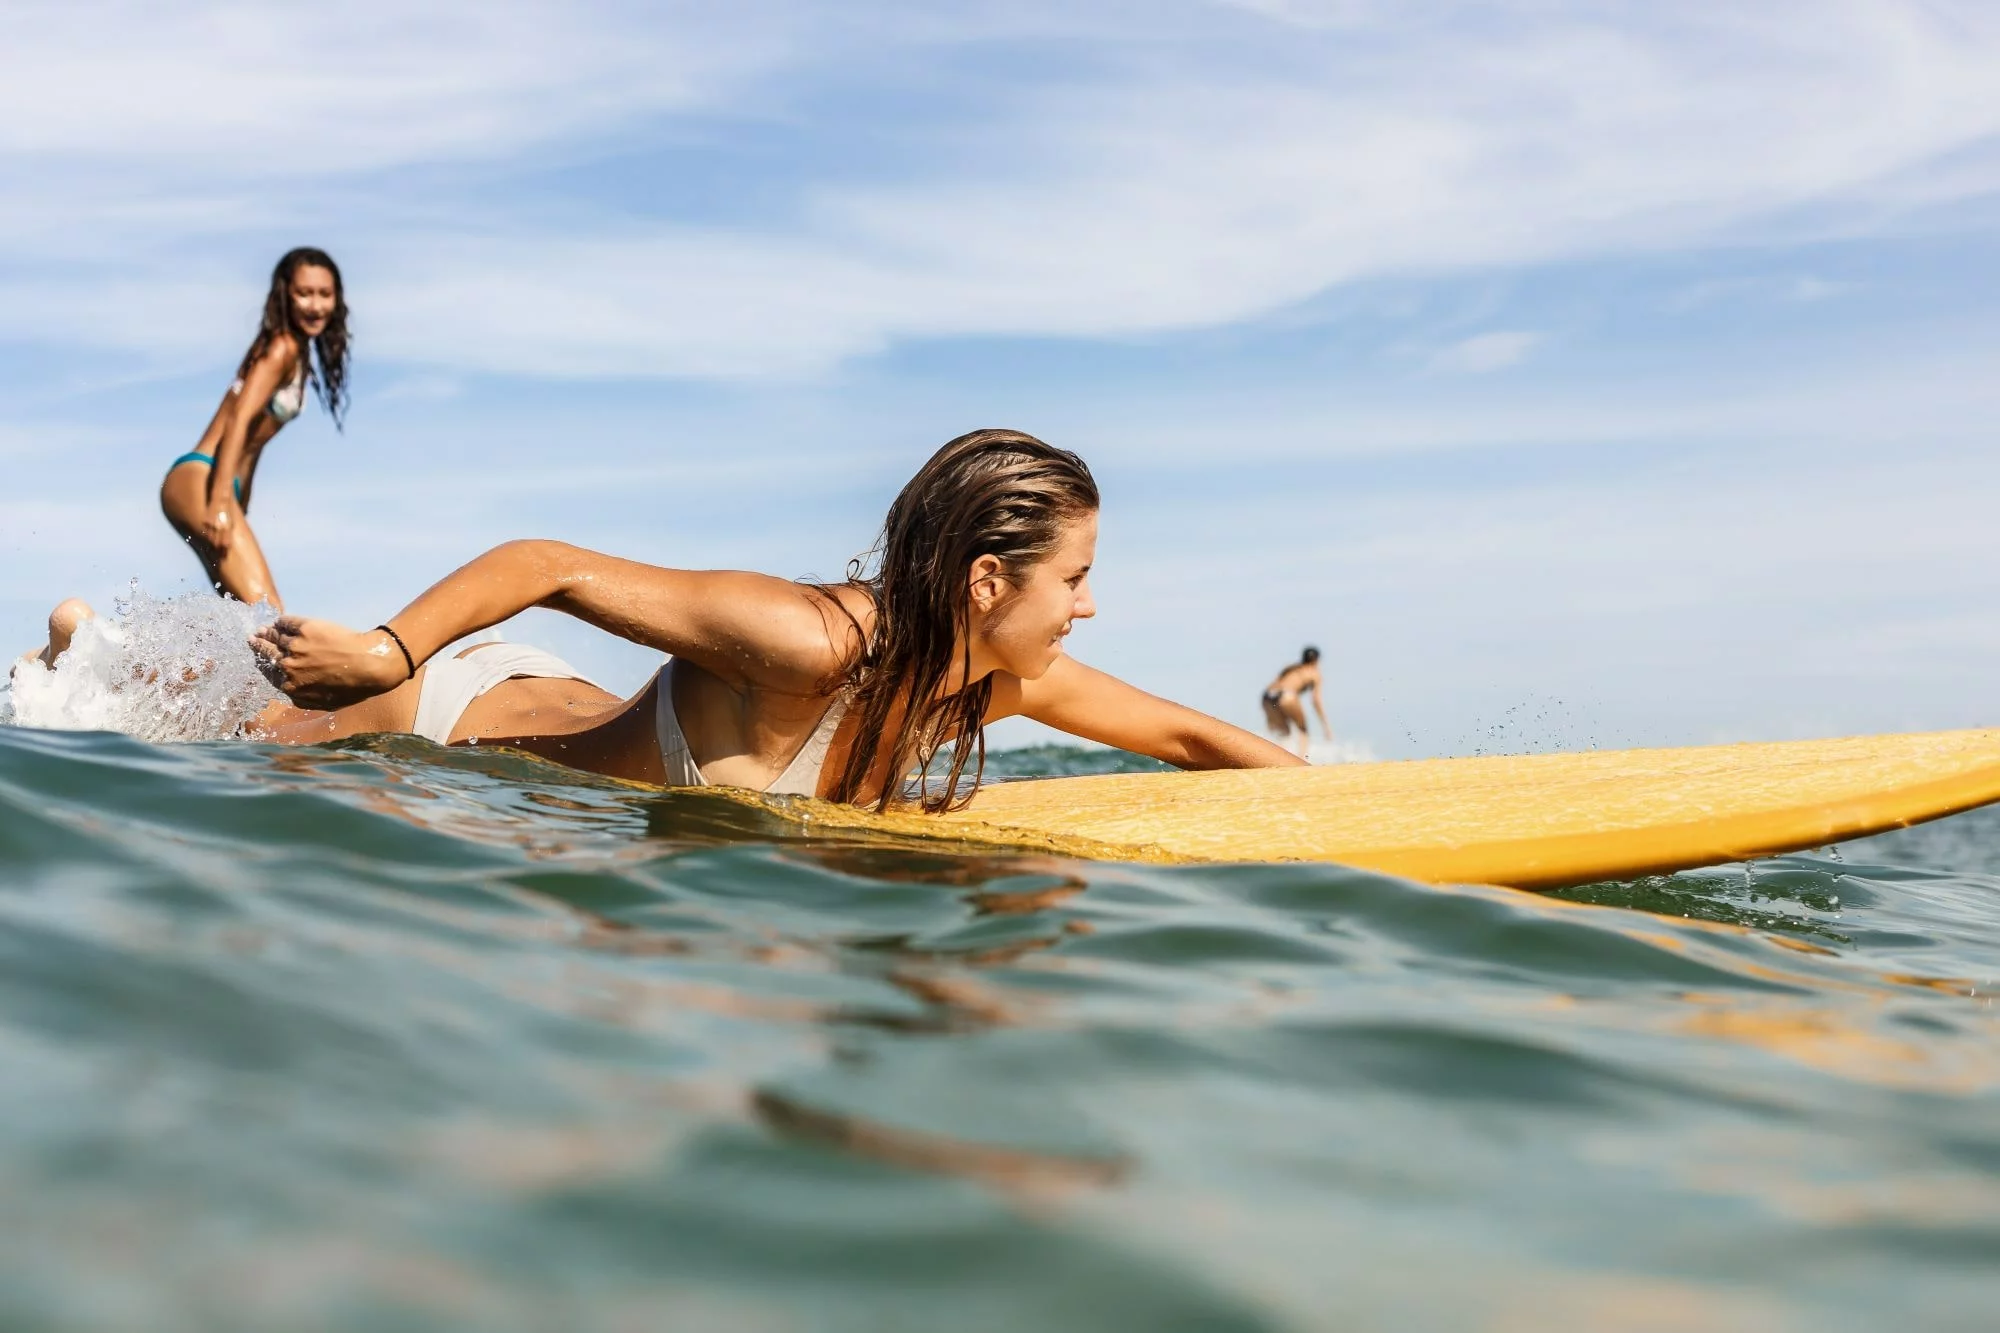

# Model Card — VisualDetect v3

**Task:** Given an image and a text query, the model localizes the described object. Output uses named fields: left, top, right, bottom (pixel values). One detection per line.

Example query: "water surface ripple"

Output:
left=2, top=726, right=1997, bottom=1331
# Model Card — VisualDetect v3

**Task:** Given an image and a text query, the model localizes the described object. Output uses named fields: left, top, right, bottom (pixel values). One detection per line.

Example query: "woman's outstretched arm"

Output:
left=990, top=656, right=1303, bottom=769
left=1307, top=672, right=1332, bottom=739
left=252, top=540, right=853, bottom=709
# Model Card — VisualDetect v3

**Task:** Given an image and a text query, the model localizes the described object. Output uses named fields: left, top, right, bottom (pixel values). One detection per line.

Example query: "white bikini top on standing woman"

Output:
left=653, top=658, right=849, bottom=796
left=231, top=361, right=309, bottom=424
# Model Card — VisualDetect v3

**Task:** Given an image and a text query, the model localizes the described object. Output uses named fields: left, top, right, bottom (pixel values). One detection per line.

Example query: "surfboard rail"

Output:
left=931, top=728, right=2000, bottom=888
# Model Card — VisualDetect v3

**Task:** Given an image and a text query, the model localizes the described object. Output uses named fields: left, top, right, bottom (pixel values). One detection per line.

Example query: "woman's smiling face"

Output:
left=966, top=510, right=1098, bottom=682
left=289, top=265, right=337, bottom=337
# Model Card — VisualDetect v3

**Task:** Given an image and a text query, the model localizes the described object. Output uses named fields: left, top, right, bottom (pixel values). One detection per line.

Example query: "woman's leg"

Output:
left=15, top=598, right=96, bottom=672
left=1278, top=695, right=1311, bottom=758
left=41, top=598, right=93, bottom=665
left=213, top=519, right=283, bottom=611
left=160, top=467, right=283, bottom=610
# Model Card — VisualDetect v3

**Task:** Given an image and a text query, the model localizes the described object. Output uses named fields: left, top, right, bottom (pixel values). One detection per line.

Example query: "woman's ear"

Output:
left=967, top=554, right=1007, bottom=612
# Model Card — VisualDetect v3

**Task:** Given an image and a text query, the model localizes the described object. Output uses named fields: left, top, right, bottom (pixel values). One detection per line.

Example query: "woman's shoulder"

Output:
left=250, top=331, right=303, bottom=368
left=741, top=579, right=874, bottom=690
left=813, top=581, right=876, bottom=625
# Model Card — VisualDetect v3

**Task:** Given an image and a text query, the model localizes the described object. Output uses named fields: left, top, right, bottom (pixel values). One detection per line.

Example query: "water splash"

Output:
left=1460, top=692, right=1624, bottom=757
left=1306, top=737, right=1378, bottom=764
left=2, top=585, right=280, bottom=741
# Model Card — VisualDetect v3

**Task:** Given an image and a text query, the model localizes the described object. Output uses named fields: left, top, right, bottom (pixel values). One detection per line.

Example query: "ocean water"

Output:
left=3, top=612, right=1999, bottom=1330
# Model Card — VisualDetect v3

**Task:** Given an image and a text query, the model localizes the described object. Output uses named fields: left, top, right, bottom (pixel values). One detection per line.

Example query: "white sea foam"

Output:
left=2, top=587, right=281, bottom=742
left=1307, top=737, right=1378, bottom=765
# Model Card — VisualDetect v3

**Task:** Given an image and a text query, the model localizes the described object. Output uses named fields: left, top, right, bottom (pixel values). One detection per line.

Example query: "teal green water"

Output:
left=2, top=724, right=1998, bottom=1331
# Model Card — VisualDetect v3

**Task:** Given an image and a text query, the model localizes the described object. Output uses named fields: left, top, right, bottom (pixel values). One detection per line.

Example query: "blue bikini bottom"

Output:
left=169, top=452, right=243, bottom=503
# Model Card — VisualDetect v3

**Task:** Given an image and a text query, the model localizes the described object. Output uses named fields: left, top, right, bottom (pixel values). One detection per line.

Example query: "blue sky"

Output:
left=3, top=0, right=1997, bottom=755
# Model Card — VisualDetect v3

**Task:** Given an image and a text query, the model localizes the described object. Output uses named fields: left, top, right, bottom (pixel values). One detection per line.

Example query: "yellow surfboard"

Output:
left=774, top=728, right=2000, bottom=889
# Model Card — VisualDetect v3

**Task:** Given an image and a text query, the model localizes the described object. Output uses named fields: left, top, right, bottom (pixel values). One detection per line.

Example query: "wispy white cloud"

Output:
left=3, top=1, right=1999, bottom=377
left=1665, top=271, right=1855, bottom=312
left=1428, top=330, right=1540, bottom=374
left=0, top=1, right=791, bottom=170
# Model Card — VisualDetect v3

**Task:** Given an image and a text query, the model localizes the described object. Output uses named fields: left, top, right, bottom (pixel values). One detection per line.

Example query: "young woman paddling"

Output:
left=253, top=430, right=1301, bottom=810
left=160, top=247, right=351, bottom=610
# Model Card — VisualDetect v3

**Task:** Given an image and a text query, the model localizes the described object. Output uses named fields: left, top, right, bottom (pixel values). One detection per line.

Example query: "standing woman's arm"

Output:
left=201, top=338, right=297, bottom=551
left=1308, top=669, right=1332, bottom=738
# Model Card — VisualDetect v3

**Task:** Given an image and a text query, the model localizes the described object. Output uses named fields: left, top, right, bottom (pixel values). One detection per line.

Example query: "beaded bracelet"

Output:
left=375, top=624, right=417, bottom=681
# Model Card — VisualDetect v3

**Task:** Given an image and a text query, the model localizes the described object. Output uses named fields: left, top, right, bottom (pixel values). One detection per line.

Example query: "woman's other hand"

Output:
left=200, top=501, right=238, bottom=553
left=251, top=618, right=412, bottom=708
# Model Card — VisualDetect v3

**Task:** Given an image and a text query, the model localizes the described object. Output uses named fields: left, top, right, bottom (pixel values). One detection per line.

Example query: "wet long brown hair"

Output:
left=825, top=429, right=1100, bottom=813
left=235, top=247, right=350, bottom=427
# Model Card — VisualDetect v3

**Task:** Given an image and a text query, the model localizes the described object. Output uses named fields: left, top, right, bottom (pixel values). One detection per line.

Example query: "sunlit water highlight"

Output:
left=3, top=610, right=1998, bottom=1329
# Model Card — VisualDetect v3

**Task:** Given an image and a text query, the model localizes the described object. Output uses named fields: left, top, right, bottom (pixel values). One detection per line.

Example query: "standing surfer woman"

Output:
left=1260, top=646, right=1331, bottom=759
left=254, top=429, right=1302, bottom=809
left=160, top=248, right=350, bottom=610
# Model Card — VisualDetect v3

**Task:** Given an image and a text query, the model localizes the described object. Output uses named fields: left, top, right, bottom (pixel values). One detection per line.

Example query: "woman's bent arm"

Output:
left=203, top=340, right=294, bottom=548
left=255, top=540, right=853, bottom=709
left=997, top=657, right=1303, bottom=770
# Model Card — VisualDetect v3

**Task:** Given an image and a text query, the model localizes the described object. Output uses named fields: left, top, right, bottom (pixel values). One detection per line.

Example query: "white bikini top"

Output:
left=231, top=362, right=308, bottom=424
left=653, top=658, right=848, bottom=796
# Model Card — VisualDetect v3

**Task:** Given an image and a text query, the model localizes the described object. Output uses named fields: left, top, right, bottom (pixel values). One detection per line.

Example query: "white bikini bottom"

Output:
left=412, top=642, right=604, bottom=745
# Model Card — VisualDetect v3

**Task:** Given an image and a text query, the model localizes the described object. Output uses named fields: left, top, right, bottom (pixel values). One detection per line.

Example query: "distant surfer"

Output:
left=1260, top=647, right=1330, bottom=759
left=159, top=248, right=350, bottom=611
left=251, top=429, right=1305, bottom=809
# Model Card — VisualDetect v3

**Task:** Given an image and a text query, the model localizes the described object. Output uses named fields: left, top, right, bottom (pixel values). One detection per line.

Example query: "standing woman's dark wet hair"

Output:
left=238, top=247, right=350, bottom=427
left=1302, top=646, right=1320, bottom=664
left=827, top=428, right=1100, bottom=813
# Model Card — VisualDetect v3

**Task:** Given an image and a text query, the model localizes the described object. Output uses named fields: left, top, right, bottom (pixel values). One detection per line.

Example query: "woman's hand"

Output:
left=200, top=501, right=238, bottom=553
left=251, top=618, right=413, bottom=709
